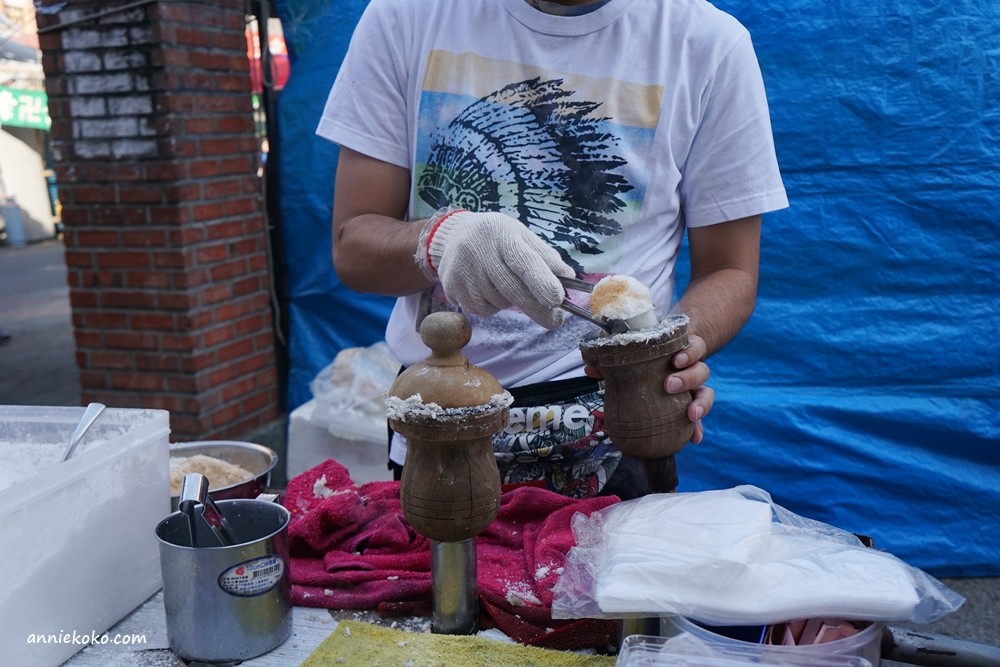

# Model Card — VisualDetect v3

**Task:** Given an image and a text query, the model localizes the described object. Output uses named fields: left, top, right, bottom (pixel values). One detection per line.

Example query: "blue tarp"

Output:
left=272, top=0, right=395, bottom=411
left=273, top=0, right=999, bottom=576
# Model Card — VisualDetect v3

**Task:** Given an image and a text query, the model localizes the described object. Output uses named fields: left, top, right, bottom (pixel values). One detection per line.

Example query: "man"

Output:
left=318, top=0, right=788, bottom=497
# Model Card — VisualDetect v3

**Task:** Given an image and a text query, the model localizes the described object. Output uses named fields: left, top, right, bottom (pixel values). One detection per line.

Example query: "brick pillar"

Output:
left=36, top=0, right=281, bottom=439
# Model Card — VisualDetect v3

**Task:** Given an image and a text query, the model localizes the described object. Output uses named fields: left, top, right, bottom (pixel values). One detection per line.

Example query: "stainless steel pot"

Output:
left=155, top=495, right=292, bottom=663
left=169, top=440, right=277, bottom=510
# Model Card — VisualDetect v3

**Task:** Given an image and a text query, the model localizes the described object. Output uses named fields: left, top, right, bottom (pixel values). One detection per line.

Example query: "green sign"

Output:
left=0, top=87, right=51, bottom=130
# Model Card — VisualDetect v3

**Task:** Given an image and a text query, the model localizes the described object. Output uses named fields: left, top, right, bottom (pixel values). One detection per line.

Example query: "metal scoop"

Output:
left=178, top=473, right=240, bottom=547
left=61, top=402, right=106, bottom=463
left=557, top=276, right=631, bottom=335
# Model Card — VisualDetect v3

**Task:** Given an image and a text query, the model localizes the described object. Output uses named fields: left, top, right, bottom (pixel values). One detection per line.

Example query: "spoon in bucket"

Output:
left=61, top=402, right=106, bottom=463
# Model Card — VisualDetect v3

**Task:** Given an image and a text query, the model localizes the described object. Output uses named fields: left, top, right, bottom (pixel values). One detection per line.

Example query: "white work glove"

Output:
left=415, top=208, right=574, bottom=329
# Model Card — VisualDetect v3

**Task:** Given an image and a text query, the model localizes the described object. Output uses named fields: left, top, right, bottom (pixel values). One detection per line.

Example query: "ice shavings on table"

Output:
left=385, top=391, right=514, bottom=423
left=313, top=474, right=353, bottom=500
left=552, top=485, right=964, bottom=626
left=505, top=580, right=543, bottom=607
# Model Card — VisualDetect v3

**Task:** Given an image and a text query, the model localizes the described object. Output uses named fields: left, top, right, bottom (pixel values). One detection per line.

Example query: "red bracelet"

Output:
left=424, top=209, right=466, bottom=274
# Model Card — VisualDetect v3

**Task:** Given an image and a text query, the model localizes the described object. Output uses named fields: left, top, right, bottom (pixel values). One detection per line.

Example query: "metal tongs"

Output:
left=179, top=473, right=240, bottom=547
left=557, top=276, right=631, bottom=335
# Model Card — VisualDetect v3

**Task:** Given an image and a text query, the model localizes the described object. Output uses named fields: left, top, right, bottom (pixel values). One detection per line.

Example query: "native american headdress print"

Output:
left=416, top=77, right=635, bottom=273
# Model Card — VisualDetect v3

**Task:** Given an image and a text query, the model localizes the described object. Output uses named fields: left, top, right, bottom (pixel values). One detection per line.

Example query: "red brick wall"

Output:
left=36, top=0, right=280, bottom=439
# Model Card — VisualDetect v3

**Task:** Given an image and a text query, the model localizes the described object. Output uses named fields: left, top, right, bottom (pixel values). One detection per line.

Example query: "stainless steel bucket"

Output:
left=155, top=496, right=292, bottom=663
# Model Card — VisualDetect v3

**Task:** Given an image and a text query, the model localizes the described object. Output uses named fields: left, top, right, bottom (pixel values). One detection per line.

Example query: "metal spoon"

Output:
left=559, top=299, right=631, bottom=335
left=61, top=402, right=106, bottom=462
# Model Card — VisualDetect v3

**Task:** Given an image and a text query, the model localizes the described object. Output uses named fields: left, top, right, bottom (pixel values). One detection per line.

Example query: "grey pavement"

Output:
left=0, top=239, right=997, bottom=651
left=0, top=239, right=80, bottom=407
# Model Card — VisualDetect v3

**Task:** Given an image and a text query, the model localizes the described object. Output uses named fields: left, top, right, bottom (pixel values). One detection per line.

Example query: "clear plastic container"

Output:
left=617, top=633, right=874, bottom=667
left=660, top=616, right=883, bottom=667
left=0, top=405, right=170, bottom=667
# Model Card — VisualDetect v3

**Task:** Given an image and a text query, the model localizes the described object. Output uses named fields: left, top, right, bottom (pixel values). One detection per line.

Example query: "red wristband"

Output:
left=424, top=209, right=466, bottom=274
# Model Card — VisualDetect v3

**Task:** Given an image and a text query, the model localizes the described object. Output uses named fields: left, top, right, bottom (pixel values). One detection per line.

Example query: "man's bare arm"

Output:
left=664, top=214, right=761, bottom=442
left=331, top=147, right=432, bottom=296
left=673, top=214, right=761, bottom=357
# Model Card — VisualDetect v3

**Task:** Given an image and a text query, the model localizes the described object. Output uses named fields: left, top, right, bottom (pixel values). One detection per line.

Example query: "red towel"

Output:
left=285, top=459, right=619, bottom=650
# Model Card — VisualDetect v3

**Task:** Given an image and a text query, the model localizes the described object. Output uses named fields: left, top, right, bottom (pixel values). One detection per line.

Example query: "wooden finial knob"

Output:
left=389, top=312, right=502, bottom=409
left=420, top=312, right=471, bottom=366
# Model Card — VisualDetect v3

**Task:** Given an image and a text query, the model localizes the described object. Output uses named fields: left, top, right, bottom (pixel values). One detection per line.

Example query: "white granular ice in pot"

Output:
left=0, top=442, right=63, bottom=492
left=169, top=454, right=254, bottom=495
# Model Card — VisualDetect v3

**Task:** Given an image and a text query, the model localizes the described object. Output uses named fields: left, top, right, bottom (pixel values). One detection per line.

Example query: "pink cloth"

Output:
left=285, top=459, right=619, bottom=649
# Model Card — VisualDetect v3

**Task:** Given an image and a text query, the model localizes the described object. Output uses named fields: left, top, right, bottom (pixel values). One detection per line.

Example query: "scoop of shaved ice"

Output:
left=589, top=275, right=655, bottom=321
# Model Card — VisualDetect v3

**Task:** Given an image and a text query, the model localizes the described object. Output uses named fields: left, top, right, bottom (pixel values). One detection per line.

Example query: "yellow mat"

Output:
left=301, top=619, right=617, bottom=667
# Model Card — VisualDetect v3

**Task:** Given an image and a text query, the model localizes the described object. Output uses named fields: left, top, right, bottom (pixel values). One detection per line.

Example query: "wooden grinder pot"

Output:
left=579, top=314, right=694, bottom=493
left=386, top=311, right=511, bottom=634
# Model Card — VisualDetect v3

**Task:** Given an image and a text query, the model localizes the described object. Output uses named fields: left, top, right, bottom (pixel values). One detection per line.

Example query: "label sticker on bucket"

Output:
left=218, top=555, right=285, bottom=597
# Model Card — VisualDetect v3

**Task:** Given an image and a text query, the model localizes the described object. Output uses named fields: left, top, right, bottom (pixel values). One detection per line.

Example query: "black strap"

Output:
left=508, top=376, right=601, bottom=407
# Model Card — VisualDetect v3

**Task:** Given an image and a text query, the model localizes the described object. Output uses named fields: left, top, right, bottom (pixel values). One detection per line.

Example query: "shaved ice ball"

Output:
left=589, top=275, right=657, bottom=328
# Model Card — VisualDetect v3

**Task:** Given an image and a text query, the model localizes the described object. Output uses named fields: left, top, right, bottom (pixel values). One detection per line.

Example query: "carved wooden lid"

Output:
left=387, top=312, right=506, bottom=411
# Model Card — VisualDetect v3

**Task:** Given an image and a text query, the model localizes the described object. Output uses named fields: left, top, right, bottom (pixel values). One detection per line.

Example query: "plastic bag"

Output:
left=617, top=632, right=875, bottom=667
left=551, top=485, right=964, bottom=626
left=309, top=342, right=400, bottom=439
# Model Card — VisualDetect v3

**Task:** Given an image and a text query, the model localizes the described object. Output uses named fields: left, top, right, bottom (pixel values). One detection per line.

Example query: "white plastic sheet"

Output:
left=552, top=486, right=964, bottom=626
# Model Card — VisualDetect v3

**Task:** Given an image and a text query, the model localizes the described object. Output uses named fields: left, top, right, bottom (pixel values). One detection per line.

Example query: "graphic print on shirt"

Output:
left=492, top=389, right=618, bottom=498
left=415, top=51, right=660, bottom=275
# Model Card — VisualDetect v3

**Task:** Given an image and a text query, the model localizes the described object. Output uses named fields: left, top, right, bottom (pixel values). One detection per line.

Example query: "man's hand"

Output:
left=418, top=210, right=575, bottom=329
left=584, top=333, right=714, bottom=444
left=665, top=334, right=713, bottom=444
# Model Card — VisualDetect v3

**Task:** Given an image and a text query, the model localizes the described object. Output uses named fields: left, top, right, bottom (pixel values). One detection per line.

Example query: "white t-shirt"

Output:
left=317, top=0, right=788, bottom=388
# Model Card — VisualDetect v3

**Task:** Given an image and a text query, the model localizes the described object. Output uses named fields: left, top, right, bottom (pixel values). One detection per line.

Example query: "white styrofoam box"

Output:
left=287, top=398, right=391, bottom=485
left=0, top=405, right=170, bottom=667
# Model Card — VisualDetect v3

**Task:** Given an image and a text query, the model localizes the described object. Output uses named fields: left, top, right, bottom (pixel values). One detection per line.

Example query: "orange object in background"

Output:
left=247, top=20, right=290, bottom=94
